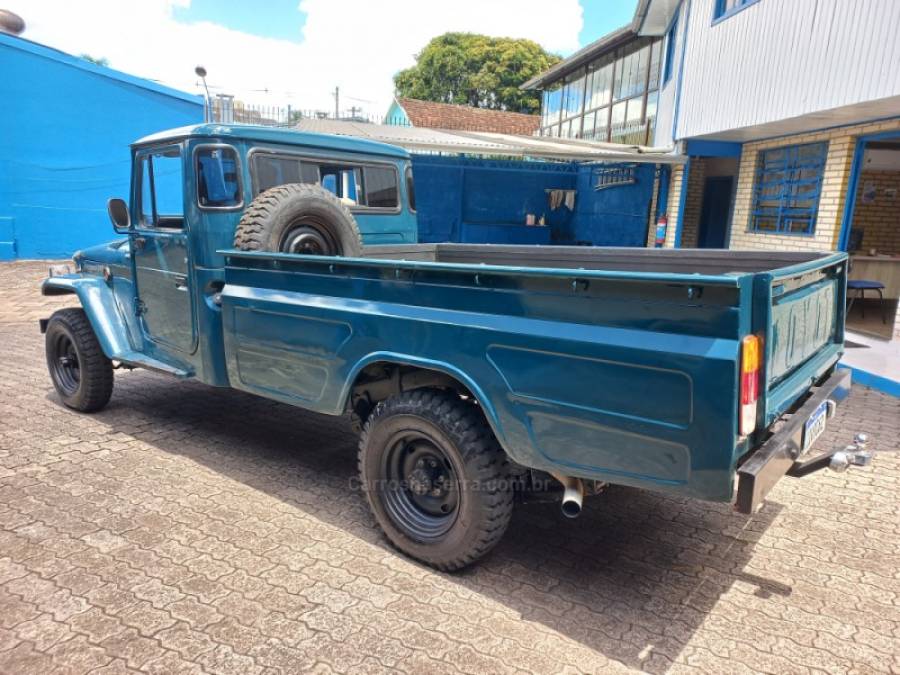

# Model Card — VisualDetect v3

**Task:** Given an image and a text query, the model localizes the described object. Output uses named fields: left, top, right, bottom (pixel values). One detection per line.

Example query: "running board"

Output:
left=117, top=351, right=194, bottom=378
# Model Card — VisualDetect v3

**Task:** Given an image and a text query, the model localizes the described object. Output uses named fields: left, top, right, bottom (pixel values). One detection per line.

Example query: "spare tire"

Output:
left=233, top=183, right=363, bottom=257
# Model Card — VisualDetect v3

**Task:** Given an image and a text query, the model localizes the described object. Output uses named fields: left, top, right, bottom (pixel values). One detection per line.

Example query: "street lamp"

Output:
left=195, top=66, right=211, bottom=122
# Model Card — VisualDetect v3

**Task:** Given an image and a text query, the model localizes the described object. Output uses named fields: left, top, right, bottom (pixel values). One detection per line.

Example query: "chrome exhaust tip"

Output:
left=551, top=473, right=585, bottom=518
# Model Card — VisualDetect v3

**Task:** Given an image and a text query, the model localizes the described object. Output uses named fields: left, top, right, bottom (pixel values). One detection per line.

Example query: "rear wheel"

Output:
left=44, top=308, right=113, bottom=412
left=358, top=389, right=513, bottom=571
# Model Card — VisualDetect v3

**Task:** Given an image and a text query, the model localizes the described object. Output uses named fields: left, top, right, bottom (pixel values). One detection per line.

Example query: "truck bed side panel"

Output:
left=221, top=257, right=746, bottom=502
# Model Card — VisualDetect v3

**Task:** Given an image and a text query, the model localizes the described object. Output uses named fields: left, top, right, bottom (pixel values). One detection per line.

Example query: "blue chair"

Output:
left=847, top=280, right=888, bottom=324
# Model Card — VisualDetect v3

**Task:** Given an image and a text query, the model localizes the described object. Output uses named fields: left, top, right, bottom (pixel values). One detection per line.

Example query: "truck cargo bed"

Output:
left=362, top=243, right=833, bottom=276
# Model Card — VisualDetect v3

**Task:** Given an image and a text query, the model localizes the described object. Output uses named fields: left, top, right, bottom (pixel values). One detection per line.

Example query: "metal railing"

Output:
left=209, top=96, right=405, bottom=128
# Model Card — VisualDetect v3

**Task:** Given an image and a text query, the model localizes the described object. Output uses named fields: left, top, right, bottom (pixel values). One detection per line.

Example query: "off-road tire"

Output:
left=358, top=389, right=514, bottom=571
left=233, top=183, right=363, bottom=257
left=45, top=308, right=113, bottom=413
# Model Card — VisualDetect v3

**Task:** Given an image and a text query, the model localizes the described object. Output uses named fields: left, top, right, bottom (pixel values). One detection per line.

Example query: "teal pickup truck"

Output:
left=41, top=125, right=872, bottom=571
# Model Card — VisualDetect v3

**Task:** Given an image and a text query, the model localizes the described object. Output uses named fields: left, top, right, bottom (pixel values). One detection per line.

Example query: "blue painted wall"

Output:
left=570, top=163, right=656, bottom=246
left=0, top=34, right=203, bottom=260
left=411, top=155, right=654, bottom=247
left=412, top=155, right=576, bottom=244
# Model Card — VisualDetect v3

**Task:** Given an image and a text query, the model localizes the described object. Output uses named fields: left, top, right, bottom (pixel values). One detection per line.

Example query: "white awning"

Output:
left=292, top=119, right=686, bottom=165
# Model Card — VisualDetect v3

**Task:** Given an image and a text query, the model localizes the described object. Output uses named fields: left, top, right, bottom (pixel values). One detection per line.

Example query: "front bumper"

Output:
left=735, top=368, right=860, bottom=514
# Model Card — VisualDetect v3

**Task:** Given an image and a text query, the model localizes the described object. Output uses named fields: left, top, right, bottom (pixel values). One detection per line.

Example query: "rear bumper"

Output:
left=735, top=368, right=852, bottom=514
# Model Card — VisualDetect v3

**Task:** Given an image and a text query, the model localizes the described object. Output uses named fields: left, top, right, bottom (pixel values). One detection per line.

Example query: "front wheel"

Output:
left=358, top=389, right=513, bottom=571
left=45, top=308, right=113, bottom=412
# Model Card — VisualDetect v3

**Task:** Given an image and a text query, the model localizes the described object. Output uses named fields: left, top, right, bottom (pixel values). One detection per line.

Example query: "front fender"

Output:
left=42, top=275, right=134, bottom=359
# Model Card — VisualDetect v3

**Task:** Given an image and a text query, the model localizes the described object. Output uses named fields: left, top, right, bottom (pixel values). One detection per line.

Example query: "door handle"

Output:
left=174, top=275, right=188, bottom=291
left=132, top=236, right=146, bottom=251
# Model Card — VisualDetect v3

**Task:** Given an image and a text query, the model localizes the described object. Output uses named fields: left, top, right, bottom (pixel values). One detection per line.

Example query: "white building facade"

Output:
left=638, top=0, right=900, bottom=340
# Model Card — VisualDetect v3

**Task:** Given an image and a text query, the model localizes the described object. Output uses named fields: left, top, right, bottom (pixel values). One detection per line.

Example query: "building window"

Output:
left=538, top=37, right=663, bottom=144
left=663, top=16, right=678, bottom=84
left=713, top=0, right=759, bottom=22
left=751, top=142, right=828, bottom=235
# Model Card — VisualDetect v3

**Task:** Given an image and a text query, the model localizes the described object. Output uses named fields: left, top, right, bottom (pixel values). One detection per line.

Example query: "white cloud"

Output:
left=7, top=0, right=582, bottom=116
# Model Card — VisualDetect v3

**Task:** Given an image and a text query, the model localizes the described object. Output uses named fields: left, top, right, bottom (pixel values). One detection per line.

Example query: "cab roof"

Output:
left=132, top=123, right=411, bottom=160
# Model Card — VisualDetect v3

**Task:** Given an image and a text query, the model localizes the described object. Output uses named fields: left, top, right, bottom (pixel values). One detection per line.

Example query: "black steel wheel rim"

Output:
left=51, top=332, right=80, bottom=395
left=380, top=431, right=460, bottom=541
left=279, top=218, right=340, bottom=256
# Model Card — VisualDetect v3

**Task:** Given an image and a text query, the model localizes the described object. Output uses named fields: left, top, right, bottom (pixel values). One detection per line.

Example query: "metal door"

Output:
left=131, top=145, right=196, bottom=355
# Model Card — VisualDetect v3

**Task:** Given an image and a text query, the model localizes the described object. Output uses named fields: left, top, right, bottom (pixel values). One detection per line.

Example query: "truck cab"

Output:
left=46, top=124, right=416, bottom=381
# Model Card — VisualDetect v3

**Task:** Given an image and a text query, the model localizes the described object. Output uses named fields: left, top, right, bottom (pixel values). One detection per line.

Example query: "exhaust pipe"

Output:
left=551, top=472, right=584, bottom=518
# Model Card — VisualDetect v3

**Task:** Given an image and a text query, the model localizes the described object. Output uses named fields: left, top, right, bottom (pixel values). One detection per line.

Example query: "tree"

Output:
left=80, top=54, right=109, bottom=67
left=394, top=33, right=560, bottom=114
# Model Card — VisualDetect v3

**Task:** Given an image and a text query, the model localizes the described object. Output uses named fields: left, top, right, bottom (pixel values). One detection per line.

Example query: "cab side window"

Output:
left=253, top=155, right=318, bottom=193
left=250, top=153, right=399, bottom=210
left=138, top=148, right=184, bottom=228
left=197, top=146, right=241, bottom=208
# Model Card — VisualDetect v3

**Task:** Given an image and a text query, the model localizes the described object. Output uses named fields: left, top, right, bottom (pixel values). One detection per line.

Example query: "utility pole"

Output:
left=333, top=86, right=339, bottom=119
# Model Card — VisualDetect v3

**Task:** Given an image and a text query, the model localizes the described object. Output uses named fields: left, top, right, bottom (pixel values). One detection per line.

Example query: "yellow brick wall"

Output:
left=851, top=169, right=900, bottom=256
left=679, top=158, right=707, bottom=248
left=663, top=164, right=685, bottom=248
left=645, top=168, right=661, bottom=247
left=728, top=118, right=900, bottom=251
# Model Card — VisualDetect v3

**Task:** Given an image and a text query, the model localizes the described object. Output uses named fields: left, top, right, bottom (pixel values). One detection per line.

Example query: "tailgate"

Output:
left=762, top=253, right=847, bottom=424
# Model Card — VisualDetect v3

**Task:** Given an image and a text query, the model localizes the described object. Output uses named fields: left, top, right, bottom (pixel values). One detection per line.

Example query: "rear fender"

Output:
left=341, top=351, right=508, bottom=447
left=41, top=275, right=134, bottom=359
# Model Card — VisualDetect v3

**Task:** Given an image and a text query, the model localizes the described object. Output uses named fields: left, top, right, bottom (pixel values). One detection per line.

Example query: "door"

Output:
left=697, top=176, right=734, bottom=248
left=132, top=145, right=196, bottom=355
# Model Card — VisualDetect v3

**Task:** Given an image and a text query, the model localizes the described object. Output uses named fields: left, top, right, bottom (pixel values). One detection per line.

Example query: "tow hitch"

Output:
left=735, top=368, right=876, bottom=514
left=787, top=433, right=873, bottom=477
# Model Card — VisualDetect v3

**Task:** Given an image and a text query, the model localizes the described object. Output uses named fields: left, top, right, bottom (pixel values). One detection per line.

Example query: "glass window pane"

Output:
left=364, top=166, right=399, bottom=208
left=406, top=166, right=415, bottom=211
left=611, top=101, right=627, bottom=127
left=140, top=157, right=153, bottom=226
left=626, top=96, right=643, bottom=123
left=252, top=155, right=317, bottom=194
left=152, top=152, right=183, bottom=219
left=139, top=148, right=184, bottom=227
left=592, top=63, right=612, bottom=108
left=752, top=141, right=827, bottom=234
left=626, top=45, right=649, bottom=99
left=197, top=146, right=241, bottom=208
left=613, top=51, right=624, bottom=101
left=582, top=111, right=595, bottom=139
left=648, top=40, right=662, bottom=91
left=645, top=90, right=659, bottom=121
left=593, top=106, right=609, bottom=140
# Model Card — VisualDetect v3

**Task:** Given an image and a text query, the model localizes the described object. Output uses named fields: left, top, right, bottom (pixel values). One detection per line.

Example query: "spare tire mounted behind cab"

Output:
left=233, top=183, right=363, bottom=257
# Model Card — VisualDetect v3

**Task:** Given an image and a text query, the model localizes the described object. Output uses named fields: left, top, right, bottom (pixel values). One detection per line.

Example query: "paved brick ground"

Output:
left=0, top=259, right=898, bottom=674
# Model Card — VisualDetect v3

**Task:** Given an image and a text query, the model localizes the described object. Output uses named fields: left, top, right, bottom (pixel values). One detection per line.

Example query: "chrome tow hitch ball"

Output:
left=850, top=433, right=873, bottom=467
left=829, top=433, right=873, bottom=472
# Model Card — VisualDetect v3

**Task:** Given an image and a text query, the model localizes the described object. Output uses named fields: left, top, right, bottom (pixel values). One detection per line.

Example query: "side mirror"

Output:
left=107, top=198, right=131, bottom=233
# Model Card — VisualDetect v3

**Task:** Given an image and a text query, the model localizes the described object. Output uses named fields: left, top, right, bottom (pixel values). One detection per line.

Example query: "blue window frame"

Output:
left=751, top=142, right=828, bottom=235
left=713, top=0, right=760, bottom=23
left=663, top=15, right=678, bottom=84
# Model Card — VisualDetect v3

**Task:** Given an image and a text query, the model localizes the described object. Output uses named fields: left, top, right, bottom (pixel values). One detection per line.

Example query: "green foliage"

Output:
left=394, top=33, right=560, bottom=114
left=80, top=54, right=109, bottom=67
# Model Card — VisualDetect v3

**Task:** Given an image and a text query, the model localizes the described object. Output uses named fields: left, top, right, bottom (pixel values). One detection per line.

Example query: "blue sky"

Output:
left=579, top=1, right=639, bottom=51
left=174, top=0, right=640, bottom=56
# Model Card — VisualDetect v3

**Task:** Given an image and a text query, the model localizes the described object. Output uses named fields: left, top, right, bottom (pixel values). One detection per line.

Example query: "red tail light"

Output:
left=740, top=335, right=761, bottom=436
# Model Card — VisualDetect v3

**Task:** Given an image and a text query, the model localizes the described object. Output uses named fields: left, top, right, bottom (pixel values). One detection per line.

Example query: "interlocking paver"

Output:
left=1, top=259, right=899, bottom=674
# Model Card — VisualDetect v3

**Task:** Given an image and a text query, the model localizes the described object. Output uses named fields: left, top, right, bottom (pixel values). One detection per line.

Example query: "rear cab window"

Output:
left=250, top=152, right=400, bottom=211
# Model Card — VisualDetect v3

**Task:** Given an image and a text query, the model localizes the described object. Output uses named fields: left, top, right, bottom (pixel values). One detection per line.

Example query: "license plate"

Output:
left=802, top=401, right=828, bottom=452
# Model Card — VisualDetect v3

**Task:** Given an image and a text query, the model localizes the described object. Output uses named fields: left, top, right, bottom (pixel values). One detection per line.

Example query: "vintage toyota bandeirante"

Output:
left=40, top=124, right=872, bottom=570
